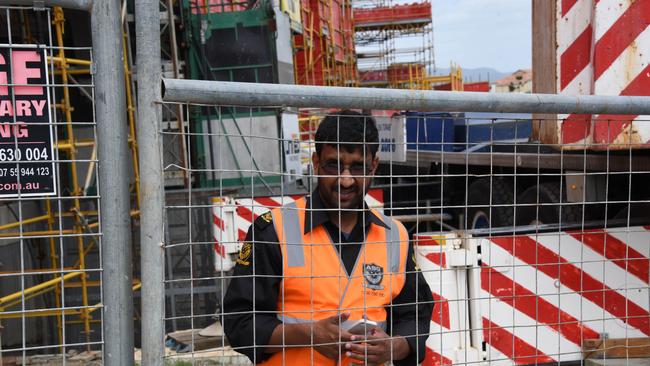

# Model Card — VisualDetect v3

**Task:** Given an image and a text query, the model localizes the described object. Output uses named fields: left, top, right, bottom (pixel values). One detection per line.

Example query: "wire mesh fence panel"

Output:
left=159, top=88, right=650, bottom=366
left=0, top=5, right=107, bottom=365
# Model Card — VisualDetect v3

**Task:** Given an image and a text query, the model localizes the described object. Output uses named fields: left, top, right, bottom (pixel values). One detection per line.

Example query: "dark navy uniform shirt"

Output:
left=223, top=191, right=434, bottom=365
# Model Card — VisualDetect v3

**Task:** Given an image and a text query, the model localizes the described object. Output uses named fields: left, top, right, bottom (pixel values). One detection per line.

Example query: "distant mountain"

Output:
left=431, top=67, right=513, bottom=83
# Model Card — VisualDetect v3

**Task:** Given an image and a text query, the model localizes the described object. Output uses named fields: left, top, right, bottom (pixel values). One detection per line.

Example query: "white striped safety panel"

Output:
left=414, top=227, right=649, bottom=365
left=557, top=0, right=650, bottom=147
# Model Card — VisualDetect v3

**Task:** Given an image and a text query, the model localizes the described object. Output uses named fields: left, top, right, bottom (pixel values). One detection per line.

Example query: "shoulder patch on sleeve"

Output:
left=254, top=211, right=274, bottom=230
left=412, top=252, right=421, bottom=271
left=236, top=242, right=252, bottom=265
left=261, top=211, right=273, bottom=222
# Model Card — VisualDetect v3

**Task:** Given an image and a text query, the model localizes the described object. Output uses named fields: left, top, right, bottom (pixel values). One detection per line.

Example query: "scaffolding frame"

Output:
left=353, top=0, right=442, bottom=90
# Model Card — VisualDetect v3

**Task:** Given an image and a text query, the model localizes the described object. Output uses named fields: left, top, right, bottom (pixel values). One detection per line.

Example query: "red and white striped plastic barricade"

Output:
left=556, top=0, right=650, bottom=148
left=414, top=233, right=481, bottom=366
left=467, top=227, right=650, bottom=365
left=212, top=189, right=385, bottom=271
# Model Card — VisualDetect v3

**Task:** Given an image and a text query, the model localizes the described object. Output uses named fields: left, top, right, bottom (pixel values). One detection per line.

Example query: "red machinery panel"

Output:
left=461, top=81, right=490, bottom=92
left=188, top=0, right=246, bottom=14
left=435, top=81, right=489, bottom=92
left=293, top=0, right=357, bottom=86
left=359, top=69, right=388, bottom=85
left=387, top=63, right=425, bottom=84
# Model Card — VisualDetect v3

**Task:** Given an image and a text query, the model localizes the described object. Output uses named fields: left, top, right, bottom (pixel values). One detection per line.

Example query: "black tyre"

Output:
left=466, top=178, right=515, bottom=229
left=516, top=182, right=583, bottom=226
left=612, top=203, right=650, bottom=222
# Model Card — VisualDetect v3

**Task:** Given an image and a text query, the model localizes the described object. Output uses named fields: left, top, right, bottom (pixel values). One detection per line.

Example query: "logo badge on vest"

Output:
left=363, top=263, right=384, bottom=290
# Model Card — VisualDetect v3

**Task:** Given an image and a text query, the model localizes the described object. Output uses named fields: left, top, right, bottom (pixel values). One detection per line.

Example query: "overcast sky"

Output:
left=431, top=0, right=532, bottom=72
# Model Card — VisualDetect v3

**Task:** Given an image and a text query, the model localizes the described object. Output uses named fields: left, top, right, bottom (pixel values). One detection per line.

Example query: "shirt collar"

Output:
left=303, top=188, right=390, bottom=234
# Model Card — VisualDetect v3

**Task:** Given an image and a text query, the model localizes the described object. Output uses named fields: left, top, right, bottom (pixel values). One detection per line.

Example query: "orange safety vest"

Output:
left=259, top=197, right=409, bottom=366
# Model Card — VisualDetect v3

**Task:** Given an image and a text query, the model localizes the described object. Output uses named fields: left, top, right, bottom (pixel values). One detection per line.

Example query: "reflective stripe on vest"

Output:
left=272, top=202, right=304, bottom=267
left=379, top=211, right=401, bottom=273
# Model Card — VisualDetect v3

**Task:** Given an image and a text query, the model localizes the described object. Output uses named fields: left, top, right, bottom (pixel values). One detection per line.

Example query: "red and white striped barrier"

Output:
left=416, top=227, right=649, bottom=365
left=470, top=227, right=650, bottom=364
left=557, top=0, right=650, bottom=147
left=415, top=233, right=480, bottom=366
left=212, top=189, right=385, bottom=271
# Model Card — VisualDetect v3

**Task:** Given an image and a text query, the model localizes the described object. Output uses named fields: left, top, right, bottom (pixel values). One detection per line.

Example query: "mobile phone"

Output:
left=342, top=319, right=378, bottom=335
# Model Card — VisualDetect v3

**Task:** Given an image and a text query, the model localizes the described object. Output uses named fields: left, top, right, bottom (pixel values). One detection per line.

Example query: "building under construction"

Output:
left=355, top=0, right=435, bottom=89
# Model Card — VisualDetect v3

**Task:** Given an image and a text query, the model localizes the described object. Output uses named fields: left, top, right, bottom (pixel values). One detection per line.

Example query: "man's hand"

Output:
left=344, top=328, right=410, bottom=365
left=267, top=312, right=355, bottom=360
left=312, top=312, right=353, bottom=359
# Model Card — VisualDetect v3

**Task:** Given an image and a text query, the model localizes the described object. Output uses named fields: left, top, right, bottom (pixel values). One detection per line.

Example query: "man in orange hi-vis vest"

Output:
left=223, top=110, right=433, bottom=365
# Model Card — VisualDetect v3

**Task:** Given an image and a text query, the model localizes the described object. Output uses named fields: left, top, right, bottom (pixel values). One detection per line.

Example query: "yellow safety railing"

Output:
left=0, top=273, right=141, bottom=320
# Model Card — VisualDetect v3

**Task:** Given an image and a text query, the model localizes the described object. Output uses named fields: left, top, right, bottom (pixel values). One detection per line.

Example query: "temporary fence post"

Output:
left=91, top=0, right=135, bottom=365
left=135, top=0, right=165, bottom=364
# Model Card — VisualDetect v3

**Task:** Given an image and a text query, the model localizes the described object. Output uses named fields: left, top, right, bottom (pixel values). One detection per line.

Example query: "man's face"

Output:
left=312, top=144, right=379, bottom=210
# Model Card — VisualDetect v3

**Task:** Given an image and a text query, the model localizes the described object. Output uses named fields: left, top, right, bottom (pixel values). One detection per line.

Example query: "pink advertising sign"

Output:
left=0, top=45, right=56, bottom=197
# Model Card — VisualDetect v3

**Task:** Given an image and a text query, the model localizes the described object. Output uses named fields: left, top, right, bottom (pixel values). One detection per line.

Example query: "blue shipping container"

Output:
left=405, top=112, right=457, bottom=152
left=454, top=112, right=532, bottom=151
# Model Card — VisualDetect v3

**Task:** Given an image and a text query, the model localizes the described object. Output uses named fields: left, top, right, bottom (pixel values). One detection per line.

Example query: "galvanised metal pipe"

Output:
left=91, top=0, right=134, bottom=365
left=162, top=79, right=650, bottom=115
left=2, top=0, right=92, bottom=10
left=135, top=0, right=165, bottom=364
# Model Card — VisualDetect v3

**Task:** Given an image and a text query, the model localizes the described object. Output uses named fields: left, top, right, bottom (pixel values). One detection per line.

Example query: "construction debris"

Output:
left=134, top=346, right=250, bottom=366
left=4, top=351, right=102, bottom=366
left=166, top=324, right=226, bottom=352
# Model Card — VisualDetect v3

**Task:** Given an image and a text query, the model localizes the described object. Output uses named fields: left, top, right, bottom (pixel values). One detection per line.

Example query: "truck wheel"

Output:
left=613, top=203, right=650, bottom=222
left=516, top=182, right=583, bottom=226
left=466, top=178, right=515, bottom=229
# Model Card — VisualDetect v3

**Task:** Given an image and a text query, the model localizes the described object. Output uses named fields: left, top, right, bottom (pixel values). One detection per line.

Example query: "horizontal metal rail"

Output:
left=390, top=213, right=452, bottom=223
left=162, top=79, right=650, bottom=115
